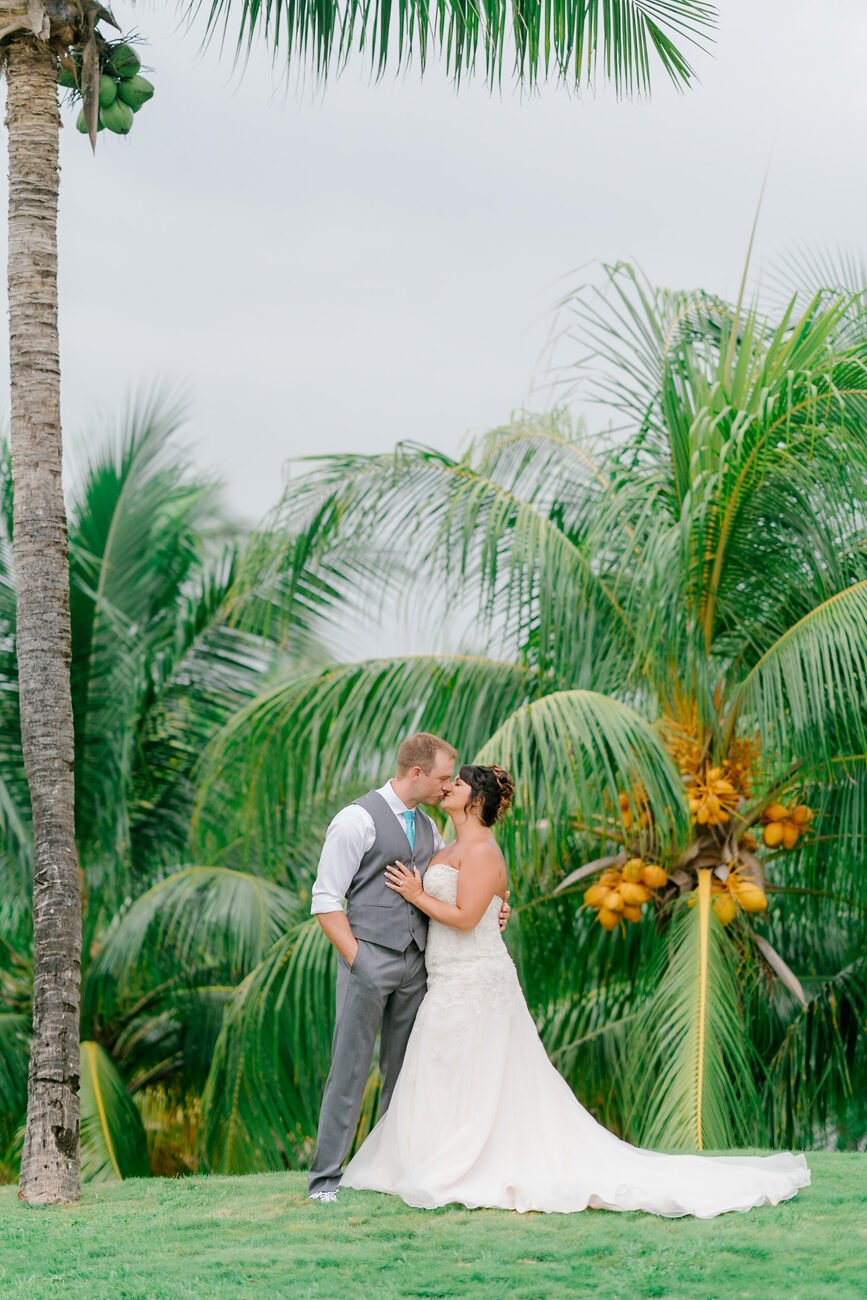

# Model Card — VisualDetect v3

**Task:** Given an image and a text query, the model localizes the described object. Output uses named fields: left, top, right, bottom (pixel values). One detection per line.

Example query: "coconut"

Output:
left=713, top=893, right=737, bottom=926
left=58, top=66, right=78, bottom=90
left=792, top=804, right=813, bottom=826
left=622, top=904, right=643, bottom=922
left=117, top=75, right=155, bottom=112
left=622, top=858, right=644, bottom=883
left=619, top=882, right=652, bottom=906
left=737, top=885, right=768, bottom=913
left=75, top=108, right=88, bottom=134
left=763, top=802, right=789, bottom=823
left=599, top=869, right=622, bottom=887
left=107, top=44, right=141, bottom=79
left=99, top=99, right=134, bottom=135
left=762, top=821, right=784, bottom=848
left=597, top=908, right=620, bottom=931
left=641, top=864, right=668, bottom=889
left=602, top=890, right=624, bottom=913
left=781, top=821, right=799, bottom=851
left=583, top=884, right=609, bottom=908
left=99, top=74, right=118, bottom=108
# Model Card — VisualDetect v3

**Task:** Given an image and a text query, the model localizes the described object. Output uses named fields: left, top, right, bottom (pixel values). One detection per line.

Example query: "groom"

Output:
left=308, top=731, right=509, bottom=1201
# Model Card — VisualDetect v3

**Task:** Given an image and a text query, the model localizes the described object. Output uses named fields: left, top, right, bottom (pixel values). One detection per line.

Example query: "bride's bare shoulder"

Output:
left=463, top=837, right=504, bottom=864
left=462, top=839, right=507, bottom=885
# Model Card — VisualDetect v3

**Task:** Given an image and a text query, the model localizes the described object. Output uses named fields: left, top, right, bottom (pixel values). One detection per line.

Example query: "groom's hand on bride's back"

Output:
left=498, top=890, right=511, bottom=932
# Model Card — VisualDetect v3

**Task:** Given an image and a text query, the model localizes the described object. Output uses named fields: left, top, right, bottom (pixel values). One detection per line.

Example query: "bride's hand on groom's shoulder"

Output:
left=498, top=890, right=511, bottom=932
left=384, top=860, right=424, bottom=903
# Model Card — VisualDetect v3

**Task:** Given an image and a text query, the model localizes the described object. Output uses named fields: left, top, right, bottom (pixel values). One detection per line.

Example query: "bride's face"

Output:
left=440, top=775, right=476, bottom=820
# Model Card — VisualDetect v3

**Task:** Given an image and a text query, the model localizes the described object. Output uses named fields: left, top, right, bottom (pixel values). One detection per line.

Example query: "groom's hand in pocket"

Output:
left=498, top=890, right=511, bottom=932
left=315, top=909, right=360, bottom=968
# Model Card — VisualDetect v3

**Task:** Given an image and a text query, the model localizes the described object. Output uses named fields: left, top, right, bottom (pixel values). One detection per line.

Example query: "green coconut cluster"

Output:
left=59, top=43, right=154, bottom=137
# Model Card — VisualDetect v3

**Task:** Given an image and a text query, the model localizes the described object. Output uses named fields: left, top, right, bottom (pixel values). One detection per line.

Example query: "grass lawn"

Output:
left=0, top=1153, right=863, bottom=1299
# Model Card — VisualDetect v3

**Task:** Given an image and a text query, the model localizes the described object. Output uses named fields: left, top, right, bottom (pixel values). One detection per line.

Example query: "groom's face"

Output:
left=414, top=751, right=456, bottom=807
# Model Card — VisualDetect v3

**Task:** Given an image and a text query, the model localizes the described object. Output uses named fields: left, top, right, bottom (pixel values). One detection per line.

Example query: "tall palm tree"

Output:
left=196, top=258, right=867, bottom=1162
left=0, top=0, right=715, bottom=1204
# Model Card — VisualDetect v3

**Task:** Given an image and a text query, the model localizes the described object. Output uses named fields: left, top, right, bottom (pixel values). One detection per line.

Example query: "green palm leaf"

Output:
left=85, top=866, right=299, bottom=1033
left=0, top=1012, right=28, bottom=1171
left=202, top=919, right=337, bottom=1174
left=253, top=437, right=633, bottom=686
left=624, top=872, right=762, bottom=1150
left=113, top=984, right=238, bottom=1096
left=730, top=581, right=867, bottom=768
left=205, top=0, right=715, bottom=92
left=194, top=653, right=534, bottom=868
left=762, top=953, right=866, bottom=1148
left=80, top=1041, right=150, bottom=1181
left=476, top=688, right=690, bottom=880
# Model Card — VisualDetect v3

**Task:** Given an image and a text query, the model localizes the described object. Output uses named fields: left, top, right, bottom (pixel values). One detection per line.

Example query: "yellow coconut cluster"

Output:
left=689, top=870, right=768, bottom=925
left=760, top=802, right=813, bottom=850
left=687, top=765, right=740, bottom=827
left=584, top=858, right=668, bottom=931
left=658, top=705, right=761, bottom=816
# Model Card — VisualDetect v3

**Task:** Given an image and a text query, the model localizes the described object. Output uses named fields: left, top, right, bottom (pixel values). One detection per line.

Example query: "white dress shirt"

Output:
left=310, top=781, right=447, bottom=915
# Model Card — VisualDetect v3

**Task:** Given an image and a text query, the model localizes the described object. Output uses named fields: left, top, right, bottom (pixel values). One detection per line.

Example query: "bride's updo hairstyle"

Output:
left=460, top=764, right=515, bottom=827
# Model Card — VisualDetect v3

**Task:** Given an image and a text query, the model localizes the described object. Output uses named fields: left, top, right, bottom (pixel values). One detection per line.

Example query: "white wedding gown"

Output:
left=342, top=864, right=811, bottom=1217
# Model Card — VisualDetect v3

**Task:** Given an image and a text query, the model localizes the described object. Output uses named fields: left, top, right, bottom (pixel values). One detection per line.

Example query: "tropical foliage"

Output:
left=196, top=256, right=867, bottom=1162
left=0, top=396, right=321, bottom=1181
left=2, top=0, right=714, bottom=1204
left=3, top=254, right=865, bottom=1185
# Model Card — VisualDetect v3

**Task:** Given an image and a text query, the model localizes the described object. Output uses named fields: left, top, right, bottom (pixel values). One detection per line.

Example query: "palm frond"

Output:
left=623, top=873, right=762, bottom=1150
left=113, top=984, right=237, bottom=1096
left=84, top=866, right=300, bottom=1034
left=730, top=581, right=867, bottom=769
left=68, top=393, right=235, bottom=918
left=80, top=1041, right=151, bottom=1181
left=0, top=1012, right=28, bottom=1171
left=202, top=919, right=337, bottom=1173
left=761, top=245, right=867, bottom=323
left=476, top=688, right=690, bottom=883
left=194, top=653, right=534, bottom=871
left=761, top=954, right=866, bottom=1149
left=248, top=437, right=635, bottom=686
left=201, top=0, right=715, bottom=92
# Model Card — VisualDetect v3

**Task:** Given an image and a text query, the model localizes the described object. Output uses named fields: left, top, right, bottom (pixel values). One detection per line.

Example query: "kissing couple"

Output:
left=307, top=732, right=810, bottom=1217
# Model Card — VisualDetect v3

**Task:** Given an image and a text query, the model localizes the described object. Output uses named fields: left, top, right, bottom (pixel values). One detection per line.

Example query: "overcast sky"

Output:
left=1, top=0, right=866, bottom=529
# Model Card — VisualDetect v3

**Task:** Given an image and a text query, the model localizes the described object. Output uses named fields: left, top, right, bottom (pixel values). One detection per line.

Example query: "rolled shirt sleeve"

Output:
left=310, top=804, right=376, bottom=914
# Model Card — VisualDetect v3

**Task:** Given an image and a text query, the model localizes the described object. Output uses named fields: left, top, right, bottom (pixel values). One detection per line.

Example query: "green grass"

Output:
left=0, top=1154, right=863, bottom=1299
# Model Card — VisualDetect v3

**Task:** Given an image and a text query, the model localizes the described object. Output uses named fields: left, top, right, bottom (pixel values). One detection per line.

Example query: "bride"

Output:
left=341, top=763, right=811, bottom=1217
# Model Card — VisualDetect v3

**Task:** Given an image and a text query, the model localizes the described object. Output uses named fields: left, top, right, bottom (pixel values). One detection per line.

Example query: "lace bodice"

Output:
left=422, top=863, right=514, bottom=981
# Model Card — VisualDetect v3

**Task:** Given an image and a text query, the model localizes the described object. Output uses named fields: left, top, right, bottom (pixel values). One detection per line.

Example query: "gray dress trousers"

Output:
left=308, top=791, right=436, bottom=1195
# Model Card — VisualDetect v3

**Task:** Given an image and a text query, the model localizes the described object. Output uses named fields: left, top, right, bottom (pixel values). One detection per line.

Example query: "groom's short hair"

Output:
left=396, top=732, right=457, bottom=775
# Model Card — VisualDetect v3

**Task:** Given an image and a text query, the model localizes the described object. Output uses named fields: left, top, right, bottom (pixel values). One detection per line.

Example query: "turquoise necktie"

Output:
left=403, top=810, right=416, bottom=853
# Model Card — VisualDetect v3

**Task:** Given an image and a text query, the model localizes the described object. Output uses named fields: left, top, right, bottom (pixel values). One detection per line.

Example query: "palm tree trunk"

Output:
left=5, top=32, right=81, bottom=1204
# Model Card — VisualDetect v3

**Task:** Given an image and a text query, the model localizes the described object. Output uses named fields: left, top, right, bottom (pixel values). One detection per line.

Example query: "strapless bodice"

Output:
left=422, top=863, right=514, bottom=981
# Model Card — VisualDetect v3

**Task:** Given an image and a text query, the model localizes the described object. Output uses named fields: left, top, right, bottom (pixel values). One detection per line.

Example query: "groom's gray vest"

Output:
left=345, top=791, right=435, bottom=953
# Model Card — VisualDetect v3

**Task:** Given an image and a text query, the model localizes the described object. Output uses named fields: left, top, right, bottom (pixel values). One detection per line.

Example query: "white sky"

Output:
left=1, top=0, right=866, bottom=529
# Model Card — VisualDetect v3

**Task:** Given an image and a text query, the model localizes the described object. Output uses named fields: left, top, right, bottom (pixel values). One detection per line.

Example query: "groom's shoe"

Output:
left=308, top=1189, right=339, bottom=1204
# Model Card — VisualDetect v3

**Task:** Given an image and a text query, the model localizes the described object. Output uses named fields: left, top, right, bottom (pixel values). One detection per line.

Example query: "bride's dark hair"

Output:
left=459, top=764, right=515, bottom=827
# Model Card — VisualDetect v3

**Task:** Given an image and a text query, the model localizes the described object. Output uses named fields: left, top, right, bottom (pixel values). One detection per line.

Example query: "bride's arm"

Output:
left=384, top=846, right=503, bottom=932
